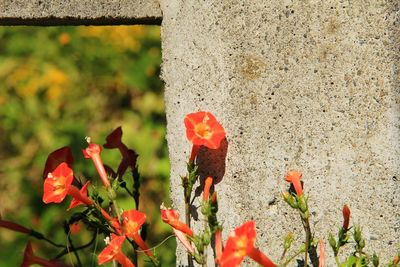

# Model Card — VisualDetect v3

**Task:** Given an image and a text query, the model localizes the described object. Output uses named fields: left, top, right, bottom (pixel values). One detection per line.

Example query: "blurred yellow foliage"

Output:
left=7, top=64, right=69, bottom=101
left=79, top=26, right=148, bottom=52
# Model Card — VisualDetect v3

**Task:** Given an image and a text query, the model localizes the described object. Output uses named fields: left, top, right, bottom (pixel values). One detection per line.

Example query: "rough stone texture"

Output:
left=0, top=0, right=162, bottom=25
left=161, top=0, right=399, bottom=266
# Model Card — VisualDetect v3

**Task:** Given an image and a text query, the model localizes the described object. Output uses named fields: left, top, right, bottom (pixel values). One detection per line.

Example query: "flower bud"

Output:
left=298, top=195, right=308, bottom=213
left=328, top=233, right=337, bottom=250
left=372, top=253, right=379, bottom=267
left=284, top=232, right=294, bottom=250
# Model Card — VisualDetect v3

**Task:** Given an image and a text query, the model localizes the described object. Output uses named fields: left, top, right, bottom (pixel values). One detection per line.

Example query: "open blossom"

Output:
left=82, top=138, right=110, bottom=188
left=284, top=171, right=303, bottom=196
left=184, top=111, right=226, bottom=161
left=98, top=235, right=134, bottom=267
left=122, top=210, right=153, bottom=257
left=218, top=221, right=275, bottom=267
left=43, top=162, right=93, bottom=207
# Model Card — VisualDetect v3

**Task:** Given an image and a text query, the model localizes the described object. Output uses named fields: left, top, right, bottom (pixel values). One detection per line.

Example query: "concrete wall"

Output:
left=0, top=0, right=399, bottom=266
left=160, top=1, right=399, bottom=265
left=0, top=0, right=161, bottom=25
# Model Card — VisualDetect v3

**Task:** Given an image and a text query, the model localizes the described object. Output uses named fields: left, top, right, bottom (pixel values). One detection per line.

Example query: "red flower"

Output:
left=98, top=235, right=134, bottom=267
left=0, top=220, right=30, bottom=234
left=69, top=222, right=81, bottom=235
left=82, top=138, right=110, bottom=188
left=160, top=207, right=193, bottom=237
left=184, top=112, right=226, bottom=161
left=284, top=171, right=303, bottom=196
left=122, top=210, right=153, bottom=257
left=318, top=239, right=325, bottom=267
left=43, top=162, right=73, bottom=203
left=43, top=163, right=93, bottom=207
left=160, top=205, right=194, bottom=254
left=218, top=221, right=275, bottom=267
left=342, top=204, right=351, bottom=231
left=68, top=181, right=91, bottom=210
left=21, top=241, right=70, bottom=267
left=203, top=176, right=213, bottom=201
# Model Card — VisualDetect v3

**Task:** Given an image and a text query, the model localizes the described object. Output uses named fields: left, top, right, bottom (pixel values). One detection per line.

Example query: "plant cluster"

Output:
left=0, top=111, right=399, bottom=267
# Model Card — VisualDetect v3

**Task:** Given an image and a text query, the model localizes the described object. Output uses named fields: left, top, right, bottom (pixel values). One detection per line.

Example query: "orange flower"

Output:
left=160, top=205, right=194, bottom=254
left=160, top=207, right=193, bottom=237
left=184, top=112, right=225, bottom=160
left=68, top=181, right=91, bottom=210
left=218, top=221, right=275, bottom=267
left=43, top=162, right=93, bottom=207
left=342, top=204, right=351, bottom=231
left=203, top=176, right=213, bottom=201
left=98, top=235, right=134, bottom=267
left=318, top=239, right=325, bottom=267
left=0, top=220, right=30, bottom=234
left=122, top=210, right=153, bottom=257
left=69, top=222, right=81, bottom=235
left=82, top=138, right=110, bottom=188
left=284, top=171, right=303, bottom=196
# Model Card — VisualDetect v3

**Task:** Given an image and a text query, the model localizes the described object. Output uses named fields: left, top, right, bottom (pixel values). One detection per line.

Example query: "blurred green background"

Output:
left=0, top=26, right=175, bottom=266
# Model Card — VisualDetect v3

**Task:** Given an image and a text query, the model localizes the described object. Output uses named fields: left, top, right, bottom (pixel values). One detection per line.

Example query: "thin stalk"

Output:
left=55, top=233, right=97, bottom=259
left=68, top=235, right=82, bottom=267
left=301, top=217, right=311, bottom=267
left=335, top=255, right=341, bottom=266
left=185, top=197, right=194, bottom=267
left=283, top=249, right=304, bottom=267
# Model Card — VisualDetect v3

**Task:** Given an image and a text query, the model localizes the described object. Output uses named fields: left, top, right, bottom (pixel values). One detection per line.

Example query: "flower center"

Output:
left=53, top=176, right=66, bottom=194
left=195, top=123, right=212, bottom=139
left=234, top=236, right=248, bottom=258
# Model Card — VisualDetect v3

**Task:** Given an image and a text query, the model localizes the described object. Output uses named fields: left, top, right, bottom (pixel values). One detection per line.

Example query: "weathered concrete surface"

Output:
left=161, top=1, right=399, bottom=265
left=0, top=0, right=161, bottom=25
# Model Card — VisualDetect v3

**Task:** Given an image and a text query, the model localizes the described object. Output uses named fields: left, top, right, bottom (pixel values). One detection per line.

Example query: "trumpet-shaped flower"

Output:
left=68, top=181, right=91, bottom=210
left=43, top=162, right=73, bottom=204
left=82, top=138, right=110, bottom=188
left=218, top=221, right=275, bottom=267
left=160, top=206, right=193, bottom=237
left=184, top=112, right=226, bottom=161
left=160, top=205, right=194, bottom=254
left=122, top=210, right=153, bottom=257
left=284, top=171, right=303, bottom=196
left=98, top=235, right=134, bottom=267
left=43, top=162, right=93, bottom=207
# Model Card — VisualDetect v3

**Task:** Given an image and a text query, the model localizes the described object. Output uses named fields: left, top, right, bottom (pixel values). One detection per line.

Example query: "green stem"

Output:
left=283, top=249, right=304, bottom=266
left=55, top=233, right=97, bottom=259
left=335, top=255, right=341, bottom=267
left=301, top=216, right=311, bottom=267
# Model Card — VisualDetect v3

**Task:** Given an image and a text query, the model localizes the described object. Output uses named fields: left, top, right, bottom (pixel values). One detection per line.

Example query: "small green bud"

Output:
left=372, top=253, right=379, bottom=267
left=284, top=232, right=294, bottom=250
left=354, top=225, right=362, bottom=243
left=359, top=239, right=366, bottom=249
left=107, top=188, right=117, bottom=200
left=328, top=233, right=337, bottom=250
left=298, top=195, right=308, bottom=213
